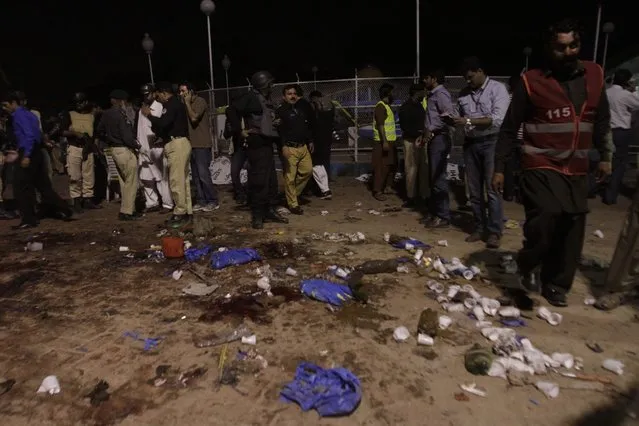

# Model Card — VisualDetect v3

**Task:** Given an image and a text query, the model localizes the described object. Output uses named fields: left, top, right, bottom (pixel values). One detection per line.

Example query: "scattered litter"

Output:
left=437, top=240, right=448, bottom=247
left=320, top=210, right=329, bottom=216
left=172, top=270, right=183, bottom=280
left=537, top=307, right=563, bottom=326
left=211, top=248, right=261, bottom=269
left=84, top=380, right=110, bottom=406
left=182, top=282, right=219, bottom=296
left=241, top=335, right=257, bottom=345
left=286, top=267, right=298, bottom=276
left=368, top=209, right=381, bottom=216
left=355, top=173, right=371, bottom=182
left=37, top=376, right=60, bottom=395
left=122, top=331, right=163, bottom=351
left=194, top=324, right=252, bottom=348
left=499, top=307, right=521, bottom=318
left=25, top=242, right=43, bottom=252
left=602, top=359, right=624, bottom=375
left=454, top=392, right=469, bottom=401
left=465, top=344, right=493, bottom=375
left=586, top=342, right=604, bottom=353
left=300, top=279, right=353, bottom=307
left=584, top=296, right=596, bottom=306
left=460, top=383, right=487, bottom=397
left=529, top=399, right=540, bottom=406
left=438, top=315, right=453, bottom=329
left=0, top=378, right=15, bottom=396
left=280, top=362, right=362, bottom=417
left=119, top=246, right=130, bottom=252
left=311, top=232, right=366, bottom=243
left=593, top=229, right=604, bottom=239
left=393, top=326, right=410, bottom=342
left=417, top=334, right=434, bottom=346
left=536, top=381, right=559, bottom=399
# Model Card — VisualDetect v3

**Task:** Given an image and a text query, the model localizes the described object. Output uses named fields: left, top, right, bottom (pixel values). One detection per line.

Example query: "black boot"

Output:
left=73, top=197, right=84, bottom=214
left=251, top=209, right=264, bottom=229
left=83, top=197, right=102, bottom=209
left=264, top=206, right=289, bottom=224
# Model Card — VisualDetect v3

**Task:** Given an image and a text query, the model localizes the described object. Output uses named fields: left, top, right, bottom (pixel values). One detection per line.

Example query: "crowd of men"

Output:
left=1, top=17, right=639, bottom=308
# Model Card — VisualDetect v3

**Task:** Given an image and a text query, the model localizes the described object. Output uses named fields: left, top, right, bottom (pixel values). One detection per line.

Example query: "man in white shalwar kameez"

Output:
left=137, top=84, right=173, bottom=212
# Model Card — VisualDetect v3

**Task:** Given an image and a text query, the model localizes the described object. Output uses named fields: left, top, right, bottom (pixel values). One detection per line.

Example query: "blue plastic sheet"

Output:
left=210, top=248, right=261, bottom=269
left=280, top=362, right=362, bottom=417
left=122, top=331, right=163, bottom=351
left=184, top=245, right=213, bottom=262
left=300, top=279, right=353, bottom=306
left=391, top=238, right=430, bottom=249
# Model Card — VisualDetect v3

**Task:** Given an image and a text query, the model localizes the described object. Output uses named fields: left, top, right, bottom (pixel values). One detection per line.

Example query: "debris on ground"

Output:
left=85, top=380, right=110, bottom=406
left=0, top=378, right=16, bottom=396
left=37, top=375, right=60, bottom=395
left=182, top=282, right=219, bottom=296
left=194, top=324, right=253, bottom=348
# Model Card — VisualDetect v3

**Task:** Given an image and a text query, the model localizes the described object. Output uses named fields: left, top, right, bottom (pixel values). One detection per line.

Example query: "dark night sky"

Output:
left=0, top=0, right=635, bottom=113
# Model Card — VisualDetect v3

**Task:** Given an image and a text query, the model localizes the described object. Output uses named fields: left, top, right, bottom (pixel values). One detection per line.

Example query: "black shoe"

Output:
left=0, top=209, right=19, bottom=220
left=73, top=198, right=84, bottom=214
left=264, top=208, right=289, bottom=224
left=541, top=287, right=568, bottom=307
left=119, top=213, right=140, bottom=221
left=145, top=205, right=161, bottom=213
left=319, top=191, right=332, bottom=200
left=427, top=217, right=450, bottom=229
left=167, top=214, right=190, bottom=228
left=402, top=199, right=416, bottom=208
left=420, top=215, right=433, bottom=226
left=519, top=271, right=540, bottom=293
left=160, top=207, right=173, bottom=214
left=83, top=199, right=102, bottom=210
left=298, top=197, right=311, bottom=206
left=289, top=206, right=304, bottom=215
left=465, top=232, right=483, bottom=243
left=252, top=215, right=264, bottom=229
left=12, top=222, right=37, bottom=230
left=486, top=233, right=501, bottom=249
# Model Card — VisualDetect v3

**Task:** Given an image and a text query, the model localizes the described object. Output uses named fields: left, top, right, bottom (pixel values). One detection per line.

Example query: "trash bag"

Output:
left=391, top=238, right=429, bottom=250
left=184, top=245, right=213, bottom=262
left=280, top=362, right=362, bottom=417
left=210, top=248, right=261, bottom=269
left=300, top=279, right=352, bottom=306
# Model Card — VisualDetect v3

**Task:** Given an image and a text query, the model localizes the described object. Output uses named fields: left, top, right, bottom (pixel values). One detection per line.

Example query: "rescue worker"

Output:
left=141, top=81, right=192, bottom=228
left=276, top=84, right=313, bottom=214
left=137, top=83, right=173, bottom=213
left=226, top=70, right=288, bottom=229
left=494, top=18, right=613, bottom=307
left=62, top=92, right=101, bottom=212
left=372, top=83, right=397, bottom=201
left=97, top=90, right=140, bottom=220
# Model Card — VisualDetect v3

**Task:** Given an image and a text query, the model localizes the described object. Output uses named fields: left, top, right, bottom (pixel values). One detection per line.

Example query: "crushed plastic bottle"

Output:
left=194, top=324, right=253, bottom=348
left=602, top=359, right=624, bottom=375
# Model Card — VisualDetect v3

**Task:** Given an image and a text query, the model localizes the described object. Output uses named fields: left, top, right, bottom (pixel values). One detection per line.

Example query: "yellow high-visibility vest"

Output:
left=372, top=101, right=397, bottom=142
left=421, top=98, right=427, bottom=110
left=69, top=111, right=95, bottom=137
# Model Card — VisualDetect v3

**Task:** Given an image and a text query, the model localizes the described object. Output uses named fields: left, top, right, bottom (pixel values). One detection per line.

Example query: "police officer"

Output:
left=226, top=70, right=288, bottom=229
left=62, top=92, right=101, bottom=212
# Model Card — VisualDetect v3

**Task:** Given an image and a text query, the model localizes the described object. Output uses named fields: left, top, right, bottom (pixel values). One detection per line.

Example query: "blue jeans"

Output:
left=190, top=148, right=218, bottom=204
left=463, top=138, right=503, bottom=235
left=427, top=134, right=451, bottom=220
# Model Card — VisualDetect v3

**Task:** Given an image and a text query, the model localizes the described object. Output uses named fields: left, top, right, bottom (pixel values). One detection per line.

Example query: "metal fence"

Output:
left=198, top=75, right=509, bottom=162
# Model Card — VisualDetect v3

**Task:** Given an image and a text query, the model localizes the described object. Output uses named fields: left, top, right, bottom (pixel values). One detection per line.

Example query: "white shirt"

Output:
left=137, top=100, right=163, bottom=152
left=607, top=84, right=639, bottom=129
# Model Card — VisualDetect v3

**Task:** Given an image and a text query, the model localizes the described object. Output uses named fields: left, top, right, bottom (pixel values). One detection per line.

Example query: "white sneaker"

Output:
left=201, top=203, right=220, bottom=212
left=193, top=204, right=205, bottom=212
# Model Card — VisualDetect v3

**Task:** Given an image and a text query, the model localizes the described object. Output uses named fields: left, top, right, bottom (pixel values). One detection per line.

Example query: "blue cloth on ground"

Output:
left=391, top=238, right=430, bottom=249
left=280, top=362, right=362, bottom=417
left=184, top=245, right=213, bottom=262
left=300, top=279, right=353, bottom=306
left=210, top=248, right=261, bottom=269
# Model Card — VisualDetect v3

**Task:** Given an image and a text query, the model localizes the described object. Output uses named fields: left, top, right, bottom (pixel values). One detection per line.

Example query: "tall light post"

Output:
left=141, top=33, right=155, bottom=85
left=523, top=46, right=532, bottom=71
left=602, top=22, right=615, bottom=71
left=311, top=65, right=318, bottom=89
left=416, top=0, right=420, bottom=78
left=593, top=2, right=603, bottom=61
left=200, top=0, right=216, bottom=105
left=222, top=54, right=231, bottom=106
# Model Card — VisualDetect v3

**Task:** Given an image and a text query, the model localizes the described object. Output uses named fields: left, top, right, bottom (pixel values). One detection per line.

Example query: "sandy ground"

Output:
left=0, top=177, right=638, bottom=426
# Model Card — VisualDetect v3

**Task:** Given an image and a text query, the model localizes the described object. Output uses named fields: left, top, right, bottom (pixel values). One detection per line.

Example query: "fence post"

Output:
left=354, top=69, right=359, bottom=163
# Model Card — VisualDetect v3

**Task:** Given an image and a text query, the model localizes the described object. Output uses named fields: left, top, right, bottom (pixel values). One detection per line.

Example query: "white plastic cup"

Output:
left=241, top=335, right=257, bottom=345
left=417, top=334, right=434, bottom=346
left=286, top=267, right=298, bottom=276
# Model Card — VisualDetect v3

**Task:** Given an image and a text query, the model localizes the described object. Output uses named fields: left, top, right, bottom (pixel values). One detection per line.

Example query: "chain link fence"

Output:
left=198, top=75, right=509, bottom=161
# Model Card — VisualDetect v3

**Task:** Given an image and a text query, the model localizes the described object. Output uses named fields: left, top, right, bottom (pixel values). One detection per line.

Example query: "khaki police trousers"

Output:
left=164, top=137, right=193, bottom=216
left=67, top=145, right=94, bottom=198
left=283, top=144, right=312, bottom=208
left=111, top=147, right=139, bottom=215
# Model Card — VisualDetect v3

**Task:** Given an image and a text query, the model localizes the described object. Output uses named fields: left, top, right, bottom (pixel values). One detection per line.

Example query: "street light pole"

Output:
left=593, top=2, right=603, bottom=62
left=222, top=54, right=231, bottom=106
left=200, top=0, right=216, bottom=105
left=416, top=0, right=420, bottom=78
left=141, top=33, right=155, bottom=84
left=311, top=65, right=318, bottom=90
left=523, top=47, right=532, bottom=72
left=602, top=22, right=615, bottom=71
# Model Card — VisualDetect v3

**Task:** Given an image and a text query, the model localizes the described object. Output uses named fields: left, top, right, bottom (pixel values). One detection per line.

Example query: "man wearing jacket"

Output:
left=494, top=19, right=613, bottom=307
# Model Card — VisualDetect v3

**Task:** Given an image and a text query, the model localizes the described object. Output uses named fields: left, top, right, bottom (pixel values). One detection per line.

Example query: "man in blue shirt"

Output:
left=1, top=91, right=72, bottom=228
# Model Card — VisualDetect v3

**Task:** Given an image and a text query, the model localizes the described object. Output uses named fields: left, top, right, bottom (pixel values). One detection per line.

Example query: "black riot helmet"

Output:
left=250, top=70, right=274, bottom=91
left=73, top=92, right=89, bottom=111
left=140, top=83, right=155, bottom=95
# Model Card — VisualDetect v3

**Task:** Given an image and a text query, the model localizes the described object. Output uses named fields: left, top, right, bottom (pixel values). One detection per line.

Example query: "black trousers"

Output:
left=246, top=135, right=278, bottom=214
left=517, top=208, right=586, bottom=294
left=15, top=147, right=70, bottom=225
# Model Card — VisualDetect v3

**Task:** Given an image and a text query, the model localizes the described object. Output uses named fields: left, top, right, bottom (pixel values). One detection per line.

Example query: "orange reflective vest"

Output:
left=521, top=61, right=603, bottom=175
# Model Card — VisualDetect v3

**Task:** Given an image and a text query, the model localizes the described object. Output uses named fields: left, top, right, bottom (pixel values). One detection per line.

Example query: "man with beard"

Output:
left=494, top=18, right=613, bottom=307
left=137, top=83, right=173, bottom=213
left=61, top=92, right=101, bottom=212
left=226, top=70, right=288, bottom=229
